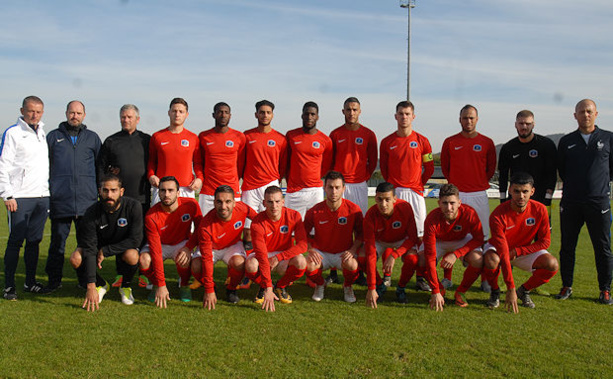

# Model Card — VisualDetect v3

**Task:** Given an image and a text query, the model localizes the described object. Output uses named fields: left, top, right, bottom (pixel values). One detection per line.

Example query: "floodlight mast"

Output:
left=400, top=0, right=416, bottom=101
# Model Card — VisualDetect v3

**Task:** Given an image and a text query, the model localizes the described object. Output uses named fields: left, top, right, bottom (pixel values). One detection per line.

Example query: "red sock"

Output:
left=245, top=270, right=263, bottom=287
left=457, top=265, right=482, bottom=293
left=382, top=248, right=394, bottom=276
left=277, top=265, right=305, bottom=288
left=444, top=267, right=453, bottom=281
left=482, top=267, right=500, bottom=291
left=343, top=268, right=359, bottom=287
left=176, top=263, right=192, bottom=287
left=140, top=266, right=156, bottom=286
left=523, top=268, right=557, bottom=291
left=306, top=268, right=325, bottom=286
left=375, top=270, right=383, bottom=286
left=357, top=256, right=367, bottom=272
left=416, top=265, right=426, bottom=278
left=226, top=266, right=244, bottom=290
left=397, top=254, right=418, bottom=288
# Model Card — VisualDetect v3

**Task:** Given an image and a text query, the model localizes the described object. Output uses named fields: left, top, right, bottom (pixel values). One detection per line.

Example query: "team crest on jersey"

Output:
left=355, top=137, right=364, bottom=145
left=597, top=140, right=605, bottom=151
left=181, top=139, right=189, bottom=147
left=312, top=141, right=321, bottom=149
left=267, top=140, right=276, bottom=147
left=338, top=217, right=348, bottom=225
left=453, top=225, right=462, bottom=232
left=473, top=144, right=482, bottom=152
left=280, top=225, right=289, bottom=234
left=529, top=149, right=538, bottom=158
left=225, top=140, right=234, bottom=148
left=526, top=218, right=536, bottom=226
left=181, top=214, right=191, bottom=222
left=233, top=221, right=243, bottom=230
left=409, top=141, right=418, bottom=148
left=117, top=218, right=128, bottom=227
left=392, top=221, right=402, bottom=229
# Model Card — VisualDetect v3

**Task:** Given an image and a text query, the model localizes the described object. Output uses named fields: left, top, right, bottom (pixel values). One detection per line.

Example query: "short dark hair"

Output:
left=439, top=183, right=459, bottom=198
left=302, top=101, right=319, bottom=113
left=344, top=97, right=360, bottom=107
left=159, top=176, right=180, bottom=190
left=460, top=104, right=478, bottom=116
left=264, top=185, right=283, bottom=196
left=256, top=100, right=275, bottom=112
left=99, top=174, right=123, bottom=188
left=376, top=182, right=395, bottom=194
left=510, top=172, right=534, bottom=187
left=324, top=170, right=345, bottom=186
left=170, top=98, right=188, bottom=111
left=516, top=110, right=534, bottom=119
left=396, top=100, right=414, bottom=112
left=214, top=185, right=235, bottom=198
left=22, top=96, right=44, bottom=108
left=213, top=102, right=231, bottom=113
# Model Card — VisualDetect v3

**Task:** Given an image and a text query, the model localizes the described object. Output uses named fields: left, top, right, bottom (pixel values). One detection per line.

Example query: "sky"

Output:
left=1, top=0, right=612, bottom=151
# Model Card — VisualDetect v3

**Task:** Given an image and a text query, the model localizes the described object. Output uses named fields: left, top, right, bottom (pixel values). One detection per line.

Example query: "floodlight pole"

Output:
left=400, top=0, right=416, bottom=101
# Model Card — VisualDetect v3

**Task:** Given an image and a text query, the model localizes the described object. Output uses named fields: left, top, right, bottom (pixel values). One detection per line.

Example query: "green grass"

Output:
left=0, top=199, right=611, bottom=378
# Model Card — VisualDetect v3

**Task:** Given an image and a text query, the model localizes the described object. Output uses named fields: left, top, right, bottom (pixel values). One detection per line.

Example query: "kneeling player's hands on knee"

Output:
left=440, top=253, right=457, bottom=269
left=307, top=249, right=322, bottom=265
left=383, top=255, right=396, bottom=273
left=176, top=248, right=190, bottom=267
left=268, top=256, right=279, bottom=271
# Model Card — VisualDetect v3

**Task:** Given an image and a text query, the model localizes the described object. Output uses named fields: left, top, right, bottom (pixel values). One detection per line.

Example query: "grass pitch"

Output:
left=0, top=199, right=611, bottom=378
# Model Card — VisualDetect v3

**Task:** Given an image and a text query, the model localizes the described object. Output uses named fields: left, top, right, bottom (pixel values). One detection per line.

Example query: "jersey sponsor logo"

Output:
left=453, top=225, right=462, bottom=232
left=597, top=140, right=605, bottom=151
left=409, top=141, right=418, bottom=148
left=267, top=140, right=276, bottom=147
left=312, top=141, right=320, bottom=149
left=338, top=217, right=348, bottom=225
left=338, top=139, right=347, bottom=143
left=473, top=144, right=482, bottom=152
left=234, top=220, right=243, bottom=229
left=225, top=140, right=234, bottom=148
left=160, top=141, right=170, bottom=146
left=181, top=139, right=189, bottom=147
left=512, top=154, right=520, bottom=159
left=567, top=144, right=576, bottom=149
left=181, top=213, right=191, bottom=222
left=280, top=225, right=289, bottom=234
left=390, top=145, right=398, bottom=150
left=100, top=224, right=109, bottom=229
left=454, top=146, right=463, bottom=150
left=217, top=232, right=227, bottom=239
left=392, top=221, right=402, bottom=229
left=529, top=149, right=538, bottom=158
left=117, top=218, right=128, bottom=227
left=525, top=218, right=536, bottom=226
left=355, top=137, right=364, bottom=145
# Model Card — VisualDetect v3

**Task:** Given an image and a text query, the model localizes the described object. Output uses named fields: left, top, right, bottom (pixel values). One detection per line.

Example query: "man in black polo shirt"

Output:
left=71, top=175, right=143, bottom=311
left=556, top=99, right=613, bottom=304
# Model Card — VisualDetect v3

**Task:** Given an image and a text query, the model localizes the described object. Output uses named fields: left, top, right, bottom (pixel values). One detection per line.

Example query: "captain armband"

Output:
left=422, top=153, right=433, bottom=163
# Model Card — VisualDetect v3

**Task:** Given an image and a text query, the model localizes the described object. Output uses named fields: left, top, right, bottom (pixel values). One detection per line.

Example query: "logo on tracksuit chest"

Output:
left=117, top=218, right=128, bottom=227
left=181, top=139, right=189, bottom=147
left=355, top=137, right=364, bottom=145
left=312, top=141, right=320, bottom=149
left=181, top=214, right=191, bottom=222
left=234, top=221, right=243, bottom=230
left=267, top=140, right=276, bottom=147
left=338, top=217, right=348, bottom=225
left=526, top=218, right=536, bottom=226
left=226, top=140, right=234, bottom=148
left=409, top=141, right=418, bottom=149
left=453, top=225, right=462, bottom=232
left=529, top=149, right=538, bottom=158
left=473, top=144, right=482, bottom=152
left=280, top=225, right=289, bottom=234
left=392, top=221, right=402, bottom=229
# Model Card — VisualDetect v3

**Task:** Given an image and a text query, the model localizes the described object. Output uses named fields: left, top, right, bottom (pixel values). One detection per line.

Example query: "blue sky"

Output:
left=1, top=0, right=612, bottom=151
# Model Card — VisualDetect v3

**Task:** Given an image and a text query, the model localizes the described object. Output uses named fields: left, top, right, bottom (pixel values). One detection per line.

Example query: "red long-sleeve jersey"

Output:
left=147, top=128, right=203, bottom=187
left=251, top=207, right=307, bottom=288
left=363, top=200, right=419, bottom=290
left=489, top=200, right=550, bottom=289
left=241, top=128, right=287, bottom=191
left=145, top=197, right=203, bottom=287
left=285, top=128, right=333, bottom=193
left=380, top=131, right=434, bottom=195
left=304, top=199, right=363, bottom=254
left=440, top=133, right=496, bottom=192
left=330, top=124, right=378, bottom=183
left=423, top=204, right=484, bottom=294
left=198, top=127, right=246, bottom=197
left=197, top=201, right=257, bottom=293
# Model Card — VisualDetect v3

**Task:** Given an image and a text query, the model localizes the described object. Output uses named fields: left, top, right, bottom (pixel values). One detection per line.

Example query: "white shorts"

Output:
left=395, top=187, right=426, bottom=237
left=247, top=250, right=289, bottom=274
left=151, top=186, right=195, bottom=207
left=375, top=239, right=410, bottom=258
left=311, top=249, right=344, bottom=270
left=483, top=242, right=549, bottom=272
left=242, top=179, right=279, bottom=228
left=459, top=191, right=490, bottom=239
left=141, top=239, right=192, bottom=261
left=198, top=194, right=242, bottom=218
left=193, top=241, right=245, bottom=265
left=435, top=234, right=483, bottom=264
left=285, top=187, right=324, bottom=220
left=344, top=181, right=368, bottom=216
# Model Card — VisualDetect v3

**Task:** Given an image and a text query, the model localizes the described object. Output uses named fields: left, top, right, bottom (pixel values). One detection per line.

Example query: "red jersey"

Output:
left=363, top=200, right=419, bottom=290
left=440, top=133, right=496, bottom=192
left=329, top=124, right=378, bottom=183
left=147, top=128, right=203, bottom=187
left=241, top=128, right=287, bottom=191
left=304, top=199, right=363, bottom=254
left=423, top=204, right=484, bottom=294
left=251, top=207, right=307, bottom=288
left=489, top=200, right=550, bottom=289
left=285, top=128, right=333, bottom=193
left=145, top=197, right=203, bottom=287
left=380, top=130, right=434, bottom=195
left=198, top=127, right=246, bottom=197
left=197, top=201, right=257, bottom=293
